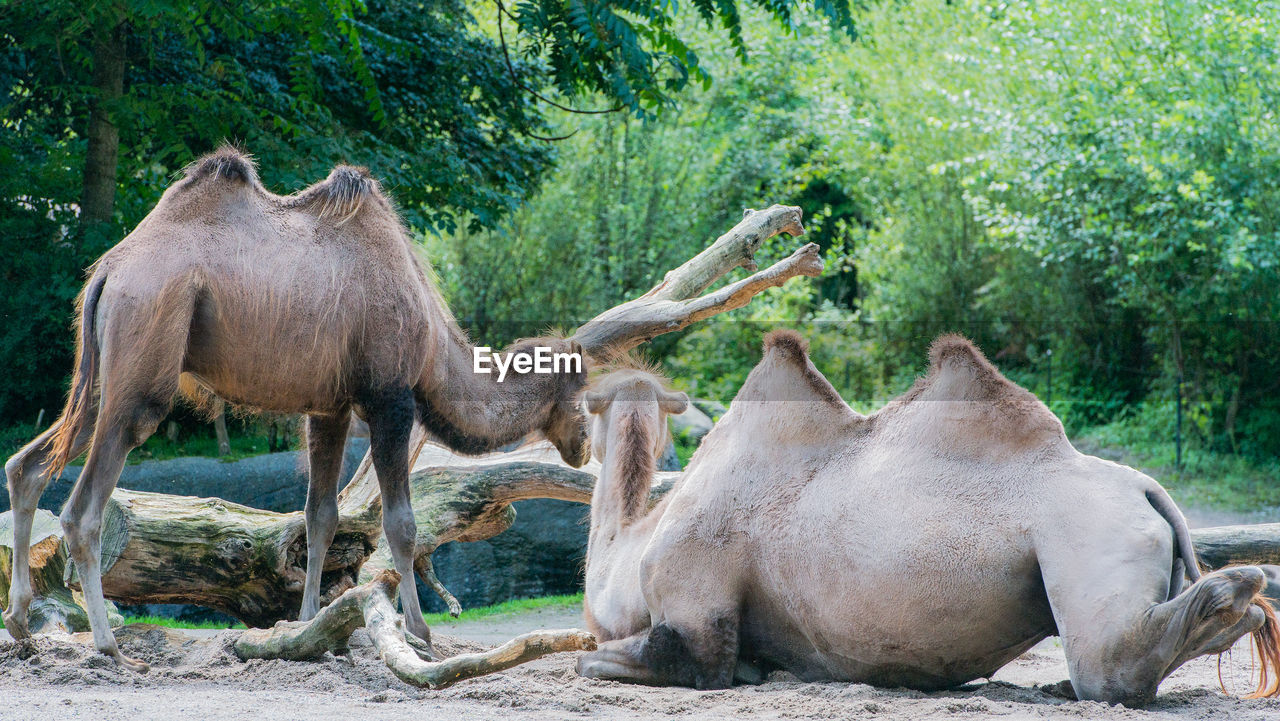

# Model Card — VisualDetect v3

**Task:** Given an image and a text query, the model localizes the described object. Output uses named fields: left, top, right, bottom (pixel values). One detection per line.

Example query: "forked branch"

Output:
left=572, top=205, right=816, bottom=361
left=234, top=570, right=595, bottom=688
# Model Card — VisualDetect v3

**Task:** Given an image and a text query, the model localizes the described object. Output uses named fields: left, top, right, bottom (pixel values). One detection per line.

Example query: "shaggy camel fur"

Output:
left=581, top=365, right=688, bottom=642
left=577, top=330, right=1280, bottom=706
left=3, top=147, right=588, bottom=672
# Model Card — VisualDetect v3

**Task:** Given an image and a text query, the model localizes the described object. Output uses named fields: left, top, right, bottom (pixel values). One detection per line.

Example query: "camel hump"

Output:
left=899, top=333, right=1066, bottom=447
left=762, top=328, right=809, bottom=361
left=757, top=329, right=850, bottom=411
left=181, top=145, right=262, bottom=188
left=287, top=164, right=383, bottom=223
left=923, top=334, right=1021, bottom=402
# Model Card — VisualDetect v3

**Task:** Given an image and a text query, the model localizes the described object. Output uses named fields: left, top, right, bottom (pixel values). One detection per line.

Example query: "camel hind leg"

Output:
left=3, top=418, right=96, bottom=638
left=1036, top=505, right=1270, bottom=706
left=59, top=279, right=194, bottom=671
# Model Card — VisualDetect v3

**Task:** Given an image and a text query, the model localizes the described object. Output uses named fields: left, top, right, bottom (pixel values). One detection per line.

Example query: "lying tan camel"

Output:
left=578, top=330, right=1280, bottom=706
left=4, top=147, right=588, bottom=671
left=580, top=364, right=688, bottom=642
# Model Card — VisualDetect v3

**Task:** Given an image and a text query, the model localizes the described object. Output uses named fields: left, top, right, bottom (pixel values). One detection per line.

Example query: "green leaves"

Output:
left=505, top=0, right=856, bottom=115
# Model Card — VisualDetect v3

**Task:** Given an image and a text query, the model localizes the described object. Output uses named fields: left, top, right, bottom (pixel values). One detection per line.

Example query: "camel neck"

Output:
left=592, top=411, right=657, bottom=533
left=416, top=320, right=565, bottom=454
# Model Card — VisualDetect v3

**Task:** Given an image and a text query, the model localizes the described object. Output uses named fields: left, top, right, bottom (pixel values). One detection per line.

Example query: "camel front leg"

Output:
left=577, top=613, right=740, bottom=688
left=299, top=410, right=350, bottom=621
left=364, top=387, right=433, bottom=652
left=577, top=632, right=661, bottom=683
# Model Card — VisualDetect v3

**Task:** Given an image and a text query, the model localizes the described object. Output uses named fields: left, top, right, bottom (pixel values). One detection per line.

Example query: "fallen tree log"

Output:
left=1193, top=523, right=1280, bottom=569
left=0, top=205, right=804, bottom=630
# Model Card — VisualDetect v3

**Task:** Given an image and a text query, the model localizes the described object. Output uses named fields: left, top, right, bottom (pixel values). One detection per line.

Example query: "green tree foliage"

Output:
left=439, top=0, right=1280, bottom=463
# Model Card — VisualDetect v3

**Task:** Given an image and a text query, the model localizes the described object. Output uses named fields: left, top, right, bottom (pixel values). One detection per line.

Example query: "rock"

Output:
left=657, top=439, right=681, bottom=472
left=417, top=499, right=589, bottom=612
left=669, top=404, right=713, bottom=442
left=691, top=398, right=728, bottom=421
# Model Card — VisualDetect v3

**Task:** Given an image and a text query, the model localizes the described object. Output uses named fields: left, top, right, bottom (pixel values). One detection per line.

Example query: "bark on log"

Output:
left=1192, top=524, right=1280, bottom=569
left=572, top=205, right=818, bottom=362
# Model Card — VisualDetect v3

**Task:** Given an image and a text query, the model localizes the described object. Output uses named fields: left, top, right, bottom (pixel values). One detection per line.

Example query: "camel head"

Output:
left=584, top=366, right=688, bottom=464
left=535, top=337, right=592, bottom=467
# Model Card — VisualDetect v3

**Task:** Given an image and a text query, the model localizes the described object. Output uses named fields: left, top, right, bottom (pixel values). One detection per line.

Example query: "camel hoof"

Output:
left=111, top=649, right=150, bottom=674
left=404, top=631, right=437, bottom=662
left=2, top=610, right=31, bottom=640
left=1200, top=568, right=1264, bottom=621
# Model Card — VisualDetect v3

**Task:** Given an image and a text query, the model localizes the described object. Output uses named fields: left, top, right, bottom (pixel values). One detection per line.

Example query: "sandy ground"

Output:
left=4, top=608, right=1279, bottom=721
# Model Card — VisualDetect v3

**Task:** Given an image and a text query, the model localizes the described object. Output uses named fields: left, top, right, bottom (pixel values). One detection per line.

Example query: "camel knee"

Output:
left=1188, top=568, right=1264, bottom=626
left=645, top=619, right=738, bottom=689
left=6, top=448, right=49, bottom=512
left=305, top=499, right=339, bottom=541
left=382, top=506, right=417, bottom=551
left=59, top=511, right=101, bottom=561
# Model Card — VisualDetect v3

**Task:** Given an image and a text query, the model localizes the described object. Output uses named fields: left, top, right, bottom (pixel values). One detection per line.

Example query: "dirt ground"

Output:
left=4, top=607, right=1279, bottom=721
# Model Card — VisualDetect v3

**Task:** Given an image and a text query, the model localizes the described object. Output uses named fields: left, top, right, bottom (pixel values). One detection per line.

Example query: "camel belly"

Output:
left=738, top=501, right=1055, bottom=688
left=181, top=285, right=421, bottom=414
left=739, top=581, right=1051, bottom=689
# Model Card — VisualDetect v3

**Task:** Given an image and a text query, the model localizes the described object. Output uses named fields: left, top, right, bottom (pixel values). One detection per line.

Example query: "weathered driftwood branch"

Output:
left=0, top=448, right=676, bottom=628
left=233, top=569, right=595, bottom=688
left=573, top=205, right=817, bottom=362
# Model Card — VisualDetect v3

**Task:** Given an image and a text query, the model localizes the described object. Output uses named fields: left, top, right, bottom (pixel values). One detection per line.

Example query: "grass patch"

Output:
left=116, top=594, right=583, bottom=631
left=129, top=431, right=284, bottom=464
left=423, top=593, right=583, bottom=626
left=120, top=615, right=246, bottom=630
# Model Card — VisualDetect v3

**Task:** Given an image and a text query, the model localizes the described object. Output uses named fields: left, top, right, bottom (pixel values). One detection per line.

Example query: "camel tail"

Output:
left=1146, top=486, right=1202, bottom=584
left=1244, top=594, right=1280, bottom=698
left=43, top=271, right=106, bottom=481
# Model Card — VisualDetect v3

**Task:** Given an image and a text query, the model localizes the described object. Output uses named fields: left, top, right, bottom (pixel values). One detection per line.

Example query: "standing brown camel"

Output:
left=2, top=147, right=589, bottom=672
left=580, top=365, right=688, bottom=643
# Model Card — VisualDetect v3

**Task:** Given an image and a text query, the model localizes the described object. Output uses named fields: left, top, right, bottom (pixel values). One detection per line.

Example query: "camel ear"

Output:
left=584, top=391, right=607, bottom=415
left=659, top=390, right=689, bottom=415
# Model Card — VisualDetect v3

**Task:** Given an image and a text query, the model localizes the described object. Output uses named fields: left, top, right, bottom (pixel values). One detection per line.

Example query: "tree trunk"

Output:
left=81, top=20, right=126, bottom=227
left=214, top=405, right=231, bottom=456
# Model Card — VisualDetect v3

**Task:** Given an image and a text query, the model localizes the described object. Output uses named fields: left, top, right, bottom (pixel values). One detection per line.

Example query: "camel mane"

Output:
left=613, top=410, right=657, bottom=524
left=586, top=352, right=671, bottom=390
left=589, top=361, right=675, bottom=525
